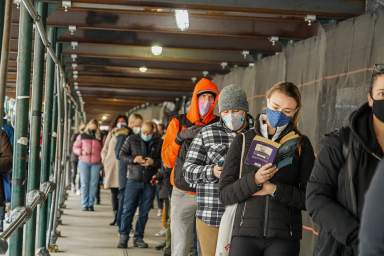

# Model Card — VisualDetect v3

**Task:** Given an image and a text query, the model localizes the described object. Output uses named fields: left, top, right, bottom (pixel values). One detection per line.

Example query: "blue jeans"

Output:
left=78, top=161, right=101, bottom=208
left=116, top=187, right=125, bottom=227
left=119, top=180, right=156, bottom=240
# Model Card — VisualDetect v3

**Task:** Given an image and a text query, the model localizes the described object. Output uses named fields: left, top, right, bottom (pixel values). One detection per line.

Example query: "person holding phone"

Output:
left=117, top=121, right=162, bottom=249
left=219, top=82, right=315, bottom=256
left=184, top=84, right=253, bottom=256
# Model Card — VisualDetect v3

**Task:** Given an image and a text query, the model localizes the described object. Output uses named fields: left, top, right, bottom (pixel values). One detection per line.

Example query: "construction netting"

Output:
left=213, top=10, right=384, bottom=256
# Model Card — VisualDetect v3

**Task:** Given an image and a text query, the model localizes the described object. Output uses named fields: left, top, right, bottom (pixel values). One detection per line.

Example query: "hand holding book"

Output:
left=254, top=163, right=278, bottom=185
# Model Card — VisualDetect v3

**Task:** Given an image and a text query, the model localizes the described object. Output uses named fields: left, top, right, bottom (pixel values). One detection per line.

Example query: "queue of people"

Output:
left=68, top=68, right=384, bottom=255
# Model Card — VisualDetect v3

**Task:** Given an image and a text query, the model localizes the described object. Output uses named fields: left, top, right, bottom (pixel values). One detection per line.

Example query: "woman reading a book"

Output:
left=219, top=82, right=315, bottom=256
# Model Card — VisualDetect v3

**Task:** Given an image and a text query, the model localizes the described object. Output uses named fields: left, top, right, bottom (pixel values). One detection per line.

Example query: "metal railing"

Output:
left=0, top=182, right=56, bottom=254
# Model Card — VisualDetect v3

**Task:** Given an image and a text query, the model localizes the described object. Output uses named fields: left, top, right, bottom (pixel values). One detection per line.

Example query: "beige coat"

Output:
left=101, top=127, right=129, bottom=189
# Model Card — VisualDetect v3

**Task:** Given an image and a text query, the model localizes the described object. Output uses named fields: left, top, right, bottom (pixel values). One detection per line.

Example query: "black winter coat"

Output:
left=306, top=103, right=383, bottom=256
left=220, top=120, right=315, bottom=240
left=119, top=134, right=162, bottom=184
left=359, top=160, right=384, bottom=256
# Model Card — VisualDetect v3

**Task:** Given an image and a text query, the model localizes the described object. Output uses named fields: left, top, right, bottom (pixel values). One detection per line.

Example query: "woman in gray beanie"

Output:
left=183, top=84, right=254, bottom=256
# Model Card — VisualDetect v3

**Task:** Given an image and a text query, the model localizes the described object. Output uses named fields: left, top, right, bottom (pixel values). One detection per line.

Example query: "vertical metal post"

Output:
left=9, top=1, right=34, bottom=255
left=0, top=1, right=4, bottom=44
left=0, top=0, right=13, bottom=126
left=37, top=26, right=56, bottom=252
left=25, top=2, right=47, bottom=256
left=47, top=43, right=62, bottom=249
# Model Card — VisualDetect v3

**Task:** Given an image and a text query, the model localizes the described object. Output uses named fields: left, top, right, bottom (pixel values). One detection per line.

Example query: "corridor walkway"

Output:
left=52, top=189, right=163, bottom=256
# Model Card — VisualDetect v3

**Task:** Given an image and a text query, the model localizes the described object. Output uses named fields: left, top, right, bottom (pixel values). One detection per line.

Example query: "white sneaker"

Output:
left=156, top=209, right=162, bottom=217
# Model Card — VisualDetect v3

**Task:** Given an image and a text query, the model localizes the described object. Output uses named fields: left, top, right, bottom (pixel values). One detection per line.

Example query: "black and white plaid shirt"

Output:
left=183, top=121, right=240, bottom=227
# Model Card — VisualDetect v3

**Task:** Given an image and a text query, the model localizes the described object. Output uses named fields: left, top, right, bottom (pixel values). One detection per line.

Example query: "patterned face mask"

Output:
left=221, top=112, right=245, bottom=131
left=266, top=108, right=292, bottom=128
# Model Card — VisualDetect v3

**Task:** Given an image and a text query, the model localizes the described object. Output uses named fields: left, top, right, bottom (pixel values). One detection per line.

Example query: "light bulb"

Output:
left=151, top=45, right=163, bottom=56
left=175, top=9, right=189, bottom=31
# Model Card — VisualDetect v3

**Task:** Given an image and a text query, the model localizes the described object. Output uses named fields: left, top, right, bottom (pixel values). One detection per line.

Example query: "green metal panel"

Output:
left=9, top=2, right=34, bottom=256
left=25, top=2, right=47, bottom=255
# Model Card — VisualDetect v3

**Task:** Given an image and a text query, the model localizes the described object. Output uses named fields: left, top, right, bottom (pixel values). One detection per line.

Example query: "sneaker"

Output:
left=156, top=209, right=162, bottom=217
left=81, top=207, right=88, bottom=211
left=155, top=228, right=166, bottom=237
left=88, top=206, right=95, bottom=212
left=133, top=239, right=149, bottom=248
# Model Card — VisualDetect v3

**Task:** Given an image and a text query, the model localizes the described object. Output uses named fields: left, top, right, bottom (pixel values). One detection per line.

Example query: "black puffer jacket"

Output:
left=306, top=103, right=383, bottom=256
left=119, top=134, right=162, bottom=184
left=220, top=119, right=315, bottom=240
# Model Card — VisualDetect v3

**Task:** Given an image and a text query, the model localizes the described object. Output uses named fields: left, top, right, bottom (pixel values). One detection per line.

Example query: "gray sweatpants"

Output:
left=171, top=188, right=197, bottom=256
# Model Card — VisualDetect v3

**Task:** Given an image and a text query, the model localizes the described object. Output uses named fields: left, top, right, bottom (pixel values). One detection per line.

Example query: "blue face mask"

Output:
left=141, top=133, right=153, bottom=142
left=222, top=112, right=245, bottom=131
left=266, top=108, right=292, bottom=128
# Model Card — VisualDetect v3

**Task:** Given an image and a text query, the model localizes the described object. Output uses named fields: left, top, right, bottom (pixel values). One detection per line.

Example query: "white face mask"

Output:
left=116, top=122, right=127, bottom=128
left=221, top=112, right=245, bottom=131
left=132, top=127, right=141, bottom=135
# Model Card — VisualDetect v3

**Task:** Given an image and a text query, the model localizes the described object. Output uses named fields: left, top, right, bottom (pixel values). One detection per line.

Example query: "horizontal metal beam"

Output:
left=80, top=86, right=191, bottom=97
left=62, top=43, right=252, bottom=64
left=47, top=9, right=317, bottom=39
left=57, top=29, right=280, bottom=52
left=69, top=0, right=364, bottom=17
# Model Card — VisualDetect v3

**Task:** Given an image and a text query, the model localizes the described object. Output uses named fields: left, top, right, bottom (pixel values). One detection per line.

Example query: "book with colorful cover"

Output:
left=245, top=131, right=301, bottom=169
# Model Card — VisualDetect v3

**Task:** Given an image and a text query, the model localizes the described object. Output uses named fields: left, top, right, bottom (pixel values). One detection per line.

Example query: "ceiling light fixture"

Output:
left=139, top=66, right=148, bottom=73
left=73, top=70, right=78, bottom=75
left=71, top=54, right=77, bottom=62
left=220, top=62, right=228, bottom=69
left=269, top=36, right=279, bottom=46
left=248, top=63, right=255, bottom=67
left=175, top=9, right=189, bottom=31
left=305, top=15, right=317, bottom=26
left=62, top=0, right=71, bottom=12
left=191, top=77, right=197, bottom=83
left=71, top=41, right=78, bottom=50
left=72, top=63, right=78, bottom=70
left=73, top=74, right=78, bottom=80
left=241, top=50, right=250, bottom=59
left=151, top=45, right=163, bottom=56
left=68, top=25, right=77, bottom=35
left=202, top=71, right=209, bottom=77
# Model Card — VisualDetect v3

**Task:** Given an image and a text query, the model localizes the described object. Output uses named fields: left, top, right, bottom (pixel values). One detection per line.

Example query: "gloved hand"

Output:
left=175, top=126, right=201, bottom=144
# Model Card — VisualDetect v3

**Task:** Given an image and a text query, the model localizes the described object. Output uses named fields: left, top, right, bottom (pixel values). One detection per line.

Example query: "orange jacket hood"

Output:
left=186, top=78, right=219, bottom=125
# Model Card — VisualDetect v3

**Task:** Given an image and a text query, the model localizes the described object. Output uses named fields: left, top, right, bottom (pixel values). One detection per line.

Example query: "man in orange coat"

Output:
left=162, top=78, right=219, bottom=256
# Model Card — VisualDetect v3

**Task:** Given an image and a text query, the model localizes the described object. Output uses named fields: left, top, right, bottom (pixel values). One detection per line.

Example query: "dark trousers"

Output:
left=119, top=180, right=156, bottom=240
left=71, top=160, right=80, bottom=189
left=110, top=188, right=119, bottom=211
left=229, top=237, right=300, bottom=256
left=116, top=188, right=125, bottom=227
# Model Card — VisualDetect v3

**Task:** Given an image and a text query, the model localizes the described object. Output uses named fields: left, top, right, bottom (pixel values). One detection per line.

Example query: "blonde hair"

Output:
left=266, top=81, right=302, bottom=128
left=84, top=119, right=101, bottom=139
left=142, top=120, right=156, bottom=132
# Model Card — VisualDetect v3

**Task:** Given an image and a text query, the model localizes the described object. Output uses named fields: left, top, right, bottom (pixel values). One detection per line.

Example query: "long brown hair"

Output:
left=266, top=81, right=302, bottom=128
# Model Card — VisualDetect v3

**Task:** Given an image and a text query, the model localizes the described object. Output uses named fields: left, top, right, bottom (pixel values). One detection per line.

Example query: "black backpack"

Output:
left=173, top=114, right=219, bottom=192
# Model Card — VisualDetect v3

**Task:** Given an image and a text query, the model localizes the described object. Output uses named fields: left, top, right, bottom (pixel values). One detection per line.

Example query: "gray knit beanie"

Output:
left=218, top=84, right=249, bottom=113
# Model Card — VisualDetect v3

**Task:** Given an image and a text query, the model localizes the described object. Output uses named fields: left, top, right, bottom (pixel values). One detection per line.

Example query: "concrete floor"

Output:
left=52, top=189, right=164, bottom=256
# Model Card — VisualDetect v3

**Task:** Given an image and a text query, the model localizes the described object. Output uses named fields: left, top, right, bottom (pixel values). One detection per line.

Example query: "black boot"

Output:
left=110, top=210, right=117, bottom=226
left=117, top=234, right=129, bottom=248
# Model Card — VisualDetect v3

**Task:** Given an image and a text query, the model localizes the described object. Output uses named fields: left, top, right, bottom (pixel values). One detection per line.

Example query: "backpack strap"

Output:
left=239, top=133, right=245, bottom=178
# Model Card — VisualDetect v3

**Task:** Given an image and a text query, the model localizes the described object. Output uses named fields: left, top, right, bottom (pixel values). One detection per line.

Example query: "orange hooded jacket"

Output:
left=161, top=78, right=219, bottom=189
